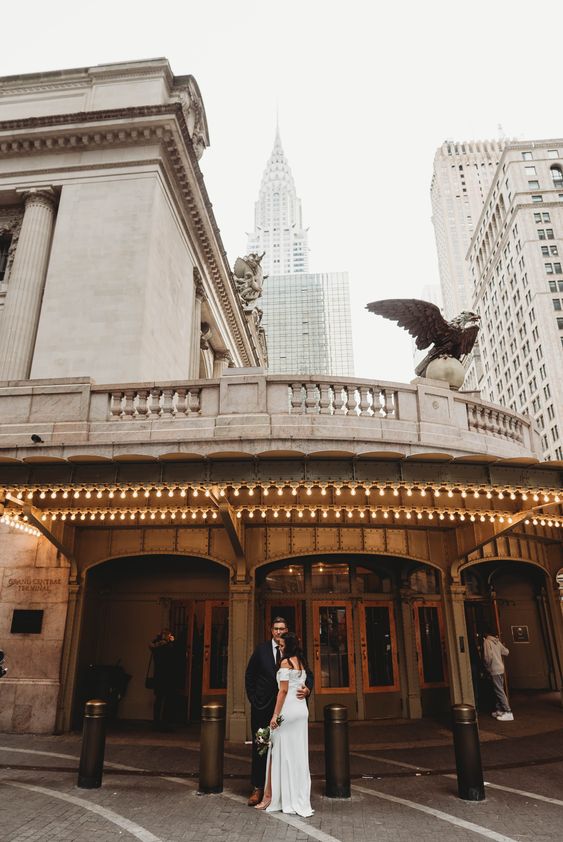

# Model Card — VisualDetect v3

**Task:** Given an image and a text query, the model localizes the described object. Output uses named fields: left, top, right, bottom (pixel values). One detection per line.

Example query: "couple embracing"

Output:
left=244, top=616, right=314, bottom=817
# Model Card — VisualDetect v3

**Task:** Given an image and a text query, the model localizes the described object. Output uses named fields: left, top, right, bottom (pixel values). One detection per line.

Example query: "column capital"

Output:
left=17, top=187, right=57, bottom=211
left=193, top=266, right=207, bottom=301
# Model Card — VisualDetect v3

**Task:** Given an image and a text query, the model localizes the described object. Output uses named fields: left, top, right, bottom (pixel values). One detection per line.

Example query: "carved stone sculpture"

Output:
left=366, top=298, right=480, bottom=379
left=233, top=252, right=267, bottom=307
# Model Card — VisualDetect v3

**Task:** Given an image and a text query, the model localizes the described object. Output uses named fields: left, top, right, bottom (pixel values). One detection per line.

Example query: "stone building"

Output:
left=0, top=61, right=562, bottom=739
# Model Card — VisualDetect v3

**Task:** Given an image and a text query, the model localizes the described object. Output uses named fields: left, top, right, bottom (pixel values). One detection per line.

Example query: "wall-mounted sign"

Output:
left=511, top=625, right=530, bottom=643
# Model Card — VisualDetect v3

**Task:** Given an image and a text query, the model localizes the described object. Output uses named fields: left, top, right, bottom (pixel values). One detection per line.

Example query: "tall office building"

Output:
left=431, top=140, right=505, bottom=318
left=467, top=140, right=563, bottom=461
left=247, top=130, right=354, bottom=376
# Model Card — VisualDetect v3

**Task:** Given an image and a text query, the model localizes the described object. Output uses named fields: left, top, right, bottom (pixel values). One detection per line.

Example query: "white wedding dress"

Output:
left=266, top=667, right=314, bottom=817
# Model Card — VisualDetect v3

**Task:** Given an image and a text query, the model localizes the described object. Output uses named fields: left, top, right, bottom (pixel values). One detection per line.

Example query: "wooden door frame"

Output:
left=413, top=600, right=449, bottom=689
left=312, top=599, right=356, bottom=694
left=359, top=600, right=400, bottom=693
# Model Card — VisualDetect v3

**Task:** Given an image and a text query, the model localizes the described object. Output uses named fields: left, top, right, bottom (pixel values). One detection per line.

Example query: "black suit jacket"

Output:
left=245, top=640, right=314, bottom=712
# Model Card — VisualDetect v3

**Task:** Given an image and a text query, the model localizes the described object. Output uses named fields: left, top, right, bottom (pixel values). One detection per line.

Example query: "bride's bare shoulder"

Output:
left=280, top=658, right=293, bottom=668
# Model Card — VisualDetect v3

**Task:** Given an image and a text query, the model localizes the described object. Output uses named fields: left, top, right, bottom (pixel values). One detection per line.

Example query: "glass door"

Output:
left=203, top=600, right=229, bottom=696
left=312, top=601, right=355, bottom=693
left=169, top=600, right=194, bottom=722
left=359, top=601, right=399, bottom=693
left=414, top=601, right=448, bottom=688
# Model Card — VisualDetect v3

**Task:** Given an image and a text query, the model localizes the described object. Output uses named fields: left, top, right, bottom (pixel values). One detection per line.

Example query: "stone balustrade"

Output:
left=0, top=371, right=541, bottom=460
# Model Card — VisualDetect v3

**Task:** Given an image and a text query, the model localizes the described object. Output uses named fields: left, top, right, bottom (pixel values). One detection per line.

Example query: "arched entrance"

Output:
left=73, top=554, right=229, bottom=727
left=461, top=560, right=557, bottom=710
left=255, top=554, right=449, bottom=721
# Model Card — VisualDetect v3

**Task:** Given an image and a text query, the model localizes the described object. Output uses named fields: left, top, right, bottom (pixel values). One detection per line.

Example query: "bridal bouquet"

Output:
left=255, top=715, right=284, bottom=757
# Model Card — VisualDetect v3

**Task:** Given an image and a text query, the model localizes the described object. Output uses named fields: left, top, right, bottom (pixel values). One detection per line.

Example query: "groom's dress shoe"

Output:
left=248, top=787, right=263, bottom=806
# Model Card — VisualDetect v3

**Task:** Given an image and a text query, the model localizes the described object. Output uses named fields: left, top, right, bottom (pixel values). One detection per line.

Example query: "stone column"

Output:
left=190, top=267, right=206, bottom=379
left=399, top=590, right=422, bottom=719
left=226, top=581, right=254, bottom=741
left=0, top=188, right=57, bottom=381
left=213, top=350, right=232, bottom=378
left=56, top=576, right=83, bottom=733
left=443, top=582, right=474, bottom=706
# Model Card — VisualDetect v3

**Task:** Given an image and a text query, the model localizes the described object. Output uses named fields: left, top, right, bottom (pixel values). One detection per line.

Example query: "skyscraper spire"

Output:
left=247, top=127, right=309, bottom=276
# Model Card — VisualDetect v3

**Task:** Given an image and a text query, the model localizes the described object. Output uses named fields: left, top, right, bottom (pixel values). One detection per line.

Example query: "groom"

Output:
left=245, top=616, right=314, bottom=806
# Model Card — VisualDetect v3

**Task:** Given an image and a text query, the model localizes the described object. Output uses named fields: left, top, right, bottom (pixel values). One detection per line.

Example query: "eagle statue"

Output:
left=365, top=299, right=480, bottom=378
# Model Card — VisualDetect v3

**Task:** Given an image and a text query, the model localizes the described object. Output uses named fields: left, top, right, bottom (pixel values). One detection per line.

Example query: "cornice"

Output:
left=0, top=105, right=256, bottom=366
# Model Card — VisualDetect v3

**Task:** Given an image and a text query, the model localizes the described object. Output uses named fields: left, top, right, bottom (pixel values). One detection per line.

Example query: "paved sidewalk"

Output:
left=0, top=691, right=561, bottom=842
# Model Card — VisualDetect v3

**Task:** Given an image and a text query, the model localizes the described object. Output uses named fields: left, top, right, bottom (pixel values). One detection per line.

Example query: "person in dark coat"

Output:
left=150, top=629, right=181, bottom=729
left=244, top=617, right=313, bottom=806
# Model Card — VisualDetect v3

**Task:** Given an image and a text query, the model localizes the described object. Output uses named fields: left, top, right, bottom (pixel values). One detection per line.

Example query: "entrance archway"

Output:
left=73, top=554, right=229, bottom=727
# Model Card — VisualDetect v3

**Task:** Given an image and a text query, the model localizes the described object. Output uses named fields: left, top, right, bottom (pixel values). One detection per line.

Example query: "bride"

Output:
left=255, top=632, right=314, bottom=817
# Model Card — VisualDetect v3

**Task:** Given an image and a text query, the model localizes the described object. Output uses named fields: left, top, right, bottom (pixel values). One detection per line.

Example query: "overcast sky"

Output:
left=3, top=0, right=563, bottom=382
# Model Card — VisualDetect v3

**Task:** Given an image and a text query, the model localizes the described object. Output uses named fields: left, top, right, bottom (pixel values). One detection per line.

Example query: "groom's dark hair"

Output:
left=271, top=616, right=288, bottom=627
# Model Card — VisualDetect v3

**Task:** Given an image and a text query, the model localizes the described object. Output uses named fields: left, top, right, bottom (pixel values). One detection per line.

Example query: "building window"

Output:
left=546, top=263, right=554, bottom=274
left=525, top=165, right=537, bottom=175
left=534, top=213, right=543, bottom=223
left=0, top=232, right=12, bottom=282
left=522, top=152, right=533, bottom=160
left=558, top=318, right=563, bottom=330
left=554, top=299, right=562, bottom=311
left=532, top=195, right=543, bottom=203
left=543, top=212, right=551, bottom=222
left=528, top=180, right=540, bottom=189
left=551, top=165, right=563, bottom=187
left=548, top=150, right=559, bottom=159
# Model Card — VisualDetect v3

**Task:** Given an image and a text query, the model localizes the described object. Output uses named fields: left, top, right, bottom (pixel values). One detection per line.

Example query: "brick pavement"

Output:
left=0, top=691, right=561, bottom=842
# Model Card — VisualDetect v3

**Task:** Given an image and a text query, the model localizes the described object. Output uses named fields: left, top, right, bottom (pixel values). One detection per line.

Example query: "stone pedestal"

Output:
left=0, top=189, right=57, bottom=380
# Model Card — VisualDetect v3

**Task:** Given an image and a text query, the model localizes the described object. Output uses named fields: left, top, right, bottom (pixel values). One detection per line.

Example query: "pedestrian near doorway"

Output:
left=483, top=628, right=514, bottom=721
left=149, top=629, right=181, bottom=730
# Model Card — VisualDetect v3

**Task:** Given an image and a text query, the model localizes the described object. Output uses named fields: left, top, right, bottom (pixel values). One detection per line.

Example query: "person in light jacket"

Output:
left=483, top=629, right=514, bottom=721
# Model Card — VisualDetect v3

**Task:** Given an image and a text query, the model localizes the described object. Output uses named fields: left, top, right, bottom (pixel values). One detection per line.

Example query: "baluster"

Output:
left=110, top=391, right=124, bottom=420
left=176, top=386, right=188, bottom=416
left=319, top=383, right=332, bottom=415
left=290, top=382, right=304, bottom=414
left=383, top=389, right=395, bottom=418
left=188, top=388, right=201, bottom=415
left=346, top=384, right=358, bottom=415
left=359, top=385, right=371, bottom=416
left=161, top=387, right=175, bottom=417
left=334, top=385, right=347, bottom=415
left=122, top=389, right=135, bottom=419
left=305, top=383, right=319, bottom=414
left=136, top=389, right=150, bottom=419
left=467, top=404, right=477, bottom=431
left=149, top=387, right=162, bottom=417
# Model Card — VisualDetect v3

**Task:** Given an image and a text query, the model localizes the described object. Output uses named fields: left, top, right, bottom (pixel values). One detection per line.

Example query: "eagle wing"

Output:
left=366, top=299, right=450, bottom=351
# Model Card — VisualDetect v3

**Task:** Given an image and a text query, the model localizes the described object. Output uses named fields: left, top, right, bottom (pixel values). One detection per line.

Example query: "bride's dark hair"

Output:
left=281, top=632, right=309, bottom=672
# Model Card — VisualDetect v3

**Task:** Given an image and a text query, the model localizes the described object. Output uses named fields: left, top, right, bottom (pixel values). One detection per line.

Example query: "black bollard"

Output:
left=77, top=699, right=107, bottom=789
left=452, top=703, right=485, bottom=801
left=324, top=704, right=350, bottom=798
left=198, top=702, right=225, bottom=793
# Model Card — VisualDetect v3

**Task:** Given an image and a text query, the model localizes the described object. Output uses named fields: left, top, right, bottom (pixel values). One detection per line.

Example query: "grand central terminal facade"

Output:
left=0, top=59, right=561, bottom=740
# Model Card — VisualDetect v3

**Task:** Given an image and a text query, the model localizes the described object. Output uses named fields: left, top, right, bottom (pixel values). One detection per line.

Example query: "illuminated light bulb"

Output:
left=335, top=487, right=341, bottom=496
left=383, top=511, right=388, bottom=519
left=406, top=488, right=412, bottom=497
left=202, top=511, right=208, bottom=519
left=52, top=513, right=58, bottom=521
left=306, top=487, right=312, bottom=496
left=486, top=491, right=492, bottom=499
left=336, top=511, right=341, bottom=518
left=547, top=520, right=553, bottom=527
left=319, top=565, right=324, bottom=573
left=439, top=513, right=445, bottom=521
left=181, top=512, right=187, bottom=519
left=533, top=494, right=539, bottom=502
left=168, top=489, right=174, bottom=497
left=120, top=491, right=126, bottom=499
left=365, top=488, right=370, bottom=497
left=428, top=512, right=433, bottom=520
left=180, top=488, right=187, bottom=497
left=543, top=495, right=549, bottom=503
left=70, top=513, right=76, bottom=521
left=41, top=513, right=47, bottom=521
left=360, top=511, right=365, bottom=518
left=285, top=510, right=291, bottom=518
left=322, top=510, right=328, bottom=518
left=406, top=512, right=411, bottom=519
left=473, top=491, right=479, bottom=498
left=236, top=511, right=242, bottom=519
left=219, top=488, right=225, bottom=497
left=420, top=489, right=427, bottom=498
left=394, top=511, right=399, bottom=518
left=540, top=519, right=546, bottom=526
left=460, top=514, right=466, bottom=522
left=448, top=490, right=453, bottom=498
left=310, top=510, right=315, bottom=518
left=61, top=513, right=67, bottom=521
left=262, top=510, right=267, bottom=518
left=156, top=489, right=162, bottom=498
left=350, top=488, right=356, bottom=496
left=522, top=493, right=528, bottom=501
left=480, top=515, right=485, bottom=522
left=461, top=490, right=467, bottom=498
left=150, top=512, right=156, bottom=520
left=16, top=491, right=23, bottom=500
left=140, top=512, right=146, bottom=520
left=132, top=490, right=138, bottom=498
left=263, top=488, right=269, bottom=496
left=159, top=512, right=166, bottom=520
left=435, top=490, right=441, bottom=498
left=144, top=490, right=150, bottom=498
left=233, top=488, right=239, bottom=496
left=273, top=510, right=279, bottom=518
left=498, top=492, right=504, bottom=500
left=289, top=566, right=293, bottom=573
left=40, top=491, right=46, bottom=499
left=508, top=516, right=513, bottom=524
left=27, top=491, right=34, bottom=500
left=212, top=511, right=217, bottom=519
left=449, top=513, right=455, bottom=521
left=469, top=514, right=475, bottom=522
left=191, top=511, right=197, bottom=519
left=499, top=516, right=505, bottom=524
left=91, top=513, right=96, bottom=521
left=348, top=510, right=353, bottom=518
left=108, top=490, right=115, bottom=499
left=297, top=510, right=303, bottom=518
left=51, top=491, right=57, bottom=499
left=393, top=489, right=399, bottom=497
left=248, top=487, right=254, bottom=496
left=321, top=487, right=327, bottom=496
left=97, top=490, right=103, bottom=499
left=417, top=512, right=422, bottom=519
left=379, top=488, right=385, bottom=496
left=80, top=513, right=86, bottom=521
left=120, top=513, right=126, bottom=520
left=171, top=511, right=177, bottom=519
left=553, top=494, right=559, bottom=503
left=532, top=518, right=538, bottom=525
left=249, top=510, right=254, bottom=518
left=371, top=510, right=377, bottom=518
left=277, top=487, right=283, bottom=496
